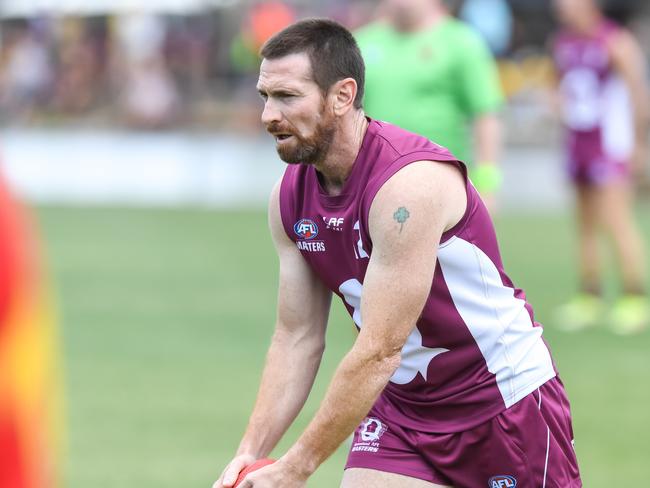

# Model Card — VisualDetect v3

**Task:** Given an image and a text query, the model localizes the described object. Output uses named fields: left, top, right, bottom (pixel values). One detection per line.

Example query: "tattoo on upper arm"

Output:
left=393, top=206, right=410, bottom=233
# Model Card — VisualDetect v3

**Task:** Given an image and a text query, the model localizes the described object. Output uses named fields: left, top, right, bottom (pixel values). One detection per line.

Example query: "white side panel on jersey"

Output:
left=601, top=75, right=634, bottom=159
left=338, top=278, right=449, bottom=385
left=438, top=237, right=556, bottom=407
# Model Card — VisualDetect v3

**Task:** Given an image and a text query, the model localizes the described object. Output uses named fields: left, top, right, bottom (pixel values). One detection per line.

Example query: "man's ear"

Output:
left=331, top=78, right=358, bottom=116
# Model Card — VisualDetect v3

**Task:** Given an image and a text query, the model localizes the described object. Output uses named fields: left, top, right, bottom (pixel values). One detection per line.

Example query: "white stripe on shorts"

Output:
left=538, top=387, right=549, bottom=488
left=542, top=426, right=550, bottom=488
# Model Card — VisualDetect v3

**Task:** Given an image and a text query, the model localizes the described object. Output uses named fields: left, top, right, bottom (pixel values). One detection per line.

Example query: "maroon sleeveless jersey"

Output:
left=279, top=119, right=556, bottom=433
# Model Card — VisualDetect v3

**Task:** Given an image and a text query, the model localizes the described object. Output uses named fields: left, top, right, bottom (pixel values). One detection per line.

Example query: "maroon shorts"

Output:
left=566, top=129, right=629, bottom=186
left=345, top=378, right=581, bottom=487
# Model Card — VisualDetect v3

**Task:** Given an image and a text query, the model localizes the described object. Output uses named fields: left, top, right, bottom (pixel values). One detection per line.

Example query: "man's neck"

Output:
left=314, top=112, right=369, bottom=196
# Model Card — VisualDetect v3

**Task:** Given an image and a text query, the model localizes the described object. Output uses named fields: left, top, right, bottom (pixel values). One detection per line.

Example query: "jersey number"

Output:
left=353, top=221, right=369, bottom=260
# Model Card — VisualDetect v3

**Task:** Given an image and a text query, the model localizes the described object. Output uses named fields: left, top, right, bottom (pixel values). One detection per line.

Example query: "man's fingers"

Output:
left=222, top=469, right=237, bottom=487
left=214, top=454, right=259, bottom=488
left=222, top=458, right=248, bottom=487
left=212, top=471, right=228, bottom=488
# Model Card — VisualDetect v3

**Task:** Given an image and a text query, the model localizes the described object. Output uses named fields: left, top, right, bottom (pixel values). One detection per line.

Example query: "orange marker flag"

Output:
left=0, top=171, right=62, bottom=488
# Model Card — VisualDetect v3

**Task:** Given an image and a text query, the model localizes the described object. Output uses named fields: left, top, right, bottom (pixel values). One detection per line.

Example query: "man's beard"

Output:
left=272, top=117, right=336, bottom=166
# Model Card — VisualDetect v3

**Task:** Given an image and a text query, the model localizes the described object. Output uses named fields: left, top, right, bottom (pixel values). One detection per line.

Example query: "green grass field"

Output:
left=36, top=205, right=650, bottom=487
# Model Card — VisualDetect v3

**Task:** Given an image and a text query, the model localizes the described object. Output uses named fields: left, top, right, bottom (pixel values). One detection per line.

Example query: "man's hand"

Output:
left=213, top=182, right=331, bottom=488
left=218, top=458, right=309, bottom=488
left=213, top=454, right=257, bottom=488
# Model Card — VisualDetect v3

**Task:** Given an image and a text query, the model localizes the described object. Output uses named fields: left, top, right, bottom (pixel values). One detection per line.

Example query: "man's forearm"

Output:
left=237, top=327, right=325, bottom=458
left=281, top=345, right=400, bottom=476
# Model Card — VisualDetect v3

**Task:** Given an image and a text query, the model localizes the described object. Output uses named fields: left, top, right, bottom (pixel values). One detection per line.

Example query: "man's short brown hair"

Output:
left=260, top=18, right=365, bottom=109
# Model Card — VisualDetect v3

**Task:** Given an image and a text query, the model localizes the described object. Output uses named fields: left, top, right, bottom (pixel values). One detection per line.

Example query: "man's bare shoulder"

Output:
left=369, top=160, right=467, bottom=239
left=268, top=177, right=293, bottom=252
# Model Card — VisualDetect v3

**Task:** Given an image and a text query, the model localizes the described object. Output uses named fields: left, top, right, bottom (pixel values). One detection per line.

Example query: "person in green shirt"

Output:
left=355, top=0, right=504, bottom=208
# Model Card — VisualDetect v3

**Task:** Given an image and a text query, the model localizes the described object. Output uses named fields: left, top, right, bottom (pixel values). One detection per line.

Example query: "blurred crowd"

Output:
left=0, top=12, right=219, bottom=129
left=0, top=0, right=373, bottom=129
left=0, top=0, right=648, bottom=133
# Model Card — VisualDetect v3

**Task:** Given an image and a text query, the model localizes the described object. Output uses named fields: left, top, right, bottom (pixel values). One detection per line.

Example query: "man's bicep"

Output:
left=367, top=161, right=466, bottom=266
left=357, top=162, right=465, bottom=353
left=268, top=181, right=331, bottom=334
left=276, top=247, right=332, bottom=333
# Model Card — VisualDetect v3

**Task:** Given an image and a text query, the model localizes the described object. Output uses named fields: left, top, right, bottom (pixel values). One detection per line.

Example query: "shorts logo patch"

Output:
left=360, top=417, right=386, bottom=442
left=351, top=417, right=387, bottom=453
left=488, top=475, right=517, bottom=488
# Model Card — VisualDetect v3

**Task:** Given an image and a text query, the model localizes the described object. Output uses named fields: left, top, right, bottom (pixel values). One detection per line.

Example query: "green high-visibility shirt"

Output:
left=355, top=17, right=503, bottom=164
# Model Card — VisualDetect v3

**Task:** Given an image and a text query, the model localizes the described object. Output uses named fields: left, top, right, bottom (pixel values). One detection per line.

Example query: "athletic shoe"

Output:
left=609, top=295, right=649, bottom=335
left=554, top=294, right=605, bottom=332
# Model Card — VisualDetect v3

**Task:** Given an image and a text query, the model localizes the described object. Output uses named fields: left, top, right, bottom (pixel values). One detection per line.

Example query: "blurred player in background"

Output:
left=0, top=167, right=61, bottom=487
left=355, top=0, right=504, bottom=210
left=215, top=19, right=580, bottom=488
left=551, top=0, right=649, bottom=334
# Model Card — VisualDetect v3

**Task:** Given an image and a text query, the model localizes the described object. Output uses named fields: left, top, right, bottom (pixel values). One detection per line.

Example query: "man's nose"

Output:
left=261, top=100, right=282, bottom=126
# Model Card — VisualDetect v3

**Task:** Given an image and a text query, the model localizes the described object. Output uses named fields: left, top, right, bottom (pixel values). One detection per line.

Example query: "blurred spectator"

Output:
left=114, top=12, right=166, bottom=65
left=164, top=16, right=213, bottom=100
left=248, top=0, right=296, bottom=50
left=113, top=13, right=179, bottom=129
left=355, top=0, right=504, bottom=210
left=0, top=25, right=53, bottom=123
left=230, top=0, right=296, bottom=75
left=52, top=17, right=105, bottom=115
left=120, top=56, right=180, bottom=130
left=226, top=1, right=297, bottom=130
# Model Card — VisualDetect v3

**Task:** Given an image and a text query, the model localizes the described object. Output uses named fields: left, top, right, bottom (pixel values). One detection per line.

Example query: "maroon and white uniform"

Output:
left=279, top=119, right=581, bottom=486
left=553, top=20, right=633, bottom=185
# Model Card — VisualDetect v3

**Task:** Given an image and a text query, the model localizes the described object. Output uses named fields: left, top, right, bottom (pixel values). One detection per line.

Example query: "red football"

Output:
left=233, top=458, right=276, bottom=487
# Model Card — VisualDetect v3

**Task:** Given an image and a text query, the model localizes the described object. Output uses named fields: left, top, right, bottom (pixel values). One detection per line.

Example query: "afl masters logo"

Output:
left=294, top=219, right=319, bottom=240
